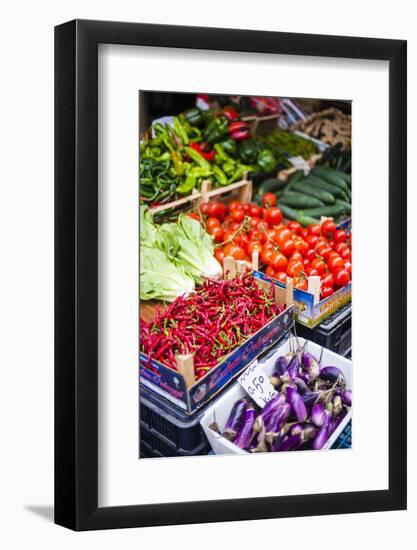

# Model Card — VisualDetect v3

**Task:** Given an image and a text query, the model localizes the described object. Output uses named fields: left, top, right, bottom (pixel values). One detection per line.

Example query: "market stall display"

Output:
left=291, top=108, right=351, bottom=150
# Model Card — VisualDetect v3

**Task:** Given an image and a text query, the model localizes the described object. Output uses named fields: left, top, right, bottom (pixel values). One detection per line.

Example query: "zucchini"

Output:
left=312, top=167, right=350, bottom=192
left=279, top=191, right=324, bottom=209
left=257, top=178, right=287, bottom=196
left=279, top=204, right=299, bottom=221
left=297, top=214, right=321, bottom=227
left=291, top=181, right=335, bottom=205
left=299, top=204, right=346, bottom=218
left=305, top=175, right=350, bottom=201
left=335, top=198, right=352, bottom=215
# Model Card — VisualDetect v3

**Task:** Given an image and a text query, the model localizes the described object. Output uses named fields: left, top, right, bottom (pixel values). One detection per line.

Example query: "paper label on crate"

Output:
left=289, top=156, right=310, bottom=175
left=238, top=361, right=277, bottom=408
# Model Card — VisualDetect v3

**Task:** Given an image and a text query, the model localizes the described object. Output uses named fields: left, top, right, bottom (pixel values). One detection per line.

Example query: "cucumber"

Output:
left=285, top=170, right=304, bottom=191
left=279, top=191, right=324, bottom=209
left=304, top=175, right=350, bottom=201
left=326, top=167, right=352, bottom=186
left=299, top=204, right=346, bottom=218
left=257, top=178, right=287, bottom=196
left=335, top=198, right=352, bottom=215
left=279, top=204, right=299, bottom=221
left=297, top=214, right=321, bottom=227
left=291, top=181, right=335, bottom=205
left=312, top=167, right=350, bottom=192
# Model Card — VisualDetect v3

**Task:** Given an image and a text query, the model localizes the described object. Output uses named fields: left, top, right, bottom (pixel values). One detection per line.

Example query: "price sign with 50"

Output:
left=238, top=361, right=277, bottom=408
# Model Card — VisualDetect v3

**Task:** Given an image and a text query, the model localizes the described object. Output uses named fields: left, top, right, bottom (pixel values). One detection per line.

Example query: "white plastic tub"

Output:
left=201, top=337, right=352, bottom=455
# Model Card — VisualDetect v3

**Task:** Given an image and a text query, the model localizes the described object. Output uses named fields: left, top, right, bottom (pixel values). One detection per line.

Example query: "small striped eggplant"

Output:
left=293, top=377, right=310, bottom=395
left=301, top=390, right=320, bottom=409
left=233, top=407, right=257, bottom=449
left=223, top=398, right=248, bottom=441
left=312, top=424, right=329, bottom=450
left=274, top=432, right=303, bottom=452
left=260, top=393, right=286, bottom=424
left=301, top=351, right=320, bottom=380
left=342, top=389, right=352, bottom=407
left=290, top=423, right=303, bottom=436
left=265, top=402, right=291, bottom=433
left=311, top=402, right=331, bottom=428
left=286, top=386, right=308, bottom=422
left=287, top=355, right=300, bottom=379
left=275, top=356, right=290, bottom=382
left=320, top=366, right=345, bottom=385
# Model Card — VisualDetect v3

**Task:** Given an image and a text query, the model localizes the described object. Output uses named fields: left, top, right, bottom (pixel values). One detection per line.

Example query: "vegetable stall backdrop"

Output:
left=139, top=92, right=352, bottom=459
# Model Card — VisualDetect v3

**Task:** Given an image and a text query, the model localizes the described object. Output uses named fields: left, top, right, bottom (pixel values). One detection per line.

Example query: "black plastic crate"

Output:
left=332, top=420, right=352, bottom=449
left=139, top=385, right=210, bottom=458
left=296, top=304, right=351, bottom=357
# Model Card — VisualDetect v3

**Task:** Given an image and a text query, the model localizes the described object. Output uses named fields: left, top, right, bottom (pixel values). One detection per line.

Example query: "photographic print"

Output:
left=139, top=92, right=352, bottom=458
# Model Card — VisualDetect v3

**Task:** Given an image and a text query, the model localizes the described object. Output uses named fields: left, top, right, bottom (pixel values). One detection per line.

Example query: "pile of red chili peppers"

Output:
left=140, top=273, right=285, bottom=380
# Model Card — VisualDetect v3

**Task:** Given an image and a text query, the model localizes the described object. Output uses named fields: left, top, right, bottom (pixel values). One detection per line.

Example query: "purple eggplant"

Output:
left=286, top=386, right=308, bottom=422
left=312, top=424, right=329, bottom=450
left=320, top=366, right=345, bottom=385
left=301, top=425, right=317, bottom=442
left=233, top=407, right=257, bottom=449
left=311, top=402, right=331, bottom=428
left=251, top=421, right=268, bottom=453
left=287, top=355, right=300, bottom=379
left=265, top=402, right=291, bottom=433
left=275, top=356, right=290, bottom=379
left=290, top=423, right=303, bottom=436
left=223, top=398, right=248, bottom=441
left=274, top=432, right=303, bottom=452
left=301, top=351, right=320, bottom=380
left=260, top=393, right=286, bottom=423
left=302, top=391, right=320, bottom=409
left=342, top=389, right=352, bottom=407
left=293, top=377, right=310, bottom=395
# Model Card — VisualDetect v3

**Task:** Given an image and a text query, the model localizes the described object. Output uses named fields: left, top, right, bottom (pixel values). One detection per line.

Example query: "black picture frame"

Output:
left=55, top=19, right=407, bottom=531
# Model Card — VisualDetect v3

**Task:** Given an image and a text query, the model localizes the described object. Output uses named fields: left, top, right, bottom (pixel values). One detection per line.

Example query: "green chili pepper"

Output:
left=212, top=165, right=228, bottom=186
left=176, top=172, right=197, bottom=194
left=173, top=116, right=189, bottom=145
left=185, top=146, right=212, bottom=171
left=222, top=161, right=236, bottom=176
left=171, top=151, right=185, bottom=176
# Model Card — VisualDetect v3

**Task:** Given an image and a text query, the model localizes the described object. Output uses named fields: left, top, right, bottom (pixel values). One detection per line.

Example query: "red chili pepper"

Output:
left=229, top=129, right=251, bottom=141
left=189, top=141, right=215, bottom=161
left=222, top=107, right=240, bottom=120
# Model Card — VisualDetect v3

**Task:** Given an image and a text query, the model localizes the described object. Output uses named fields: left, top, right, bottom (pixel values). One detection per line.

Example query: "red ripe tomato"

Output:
left=250, top=216, right=262, bottom=229
left=249, top=229, right=263, bottom=242
left=242, top=203, right=250, bottom=213
left=333, top=268, right=351, bottom=287
left=270, top=252, right=288, bottom=272
left=328, top=254, right=345, bottom=273
left=328, top=240, right=335, bottom=248
left=287, top=260, right=303, bottom=277
left=277, top=227, right=292, bottom=245
left=321, top=219, right=337, bottom=237
left=334, top=242, right=348, bottom=255
left=319, top=246, right=333, bottom=260
left=321, top=286, right=334, bottom=299
left=263, top=240, right=275, bottom=251
left=248, top=204, right=262, bottom=218
left=275, top=271, right=288, bottom=283
left=344, top=261, right=352, bottom=274
left=223, top=244, right=246, bottom=261
left=228, top=221, right=241, bottom=232
left=289, top=251, right=303, bottom=263
left=231, top=208, right=245, bottom=223
left=294, top=277, right=308, bottom=291
left=300, top=227, right=309, bottom=239
left=341, top=248, right=351, bottom=260
left=257, top=220, right=269, bottom=235
left=321, top=273, right=334, bottom=288
left=247, top=240, right=263, bottom=255
left=265, top=228, right=278, bottom=243
left=265, top=207, right=283, bottom=226
left=334, top=229, right=347, bottom=242
left=199, top=202, right=209, bottom=215
left=261, top=248, right=273, bottom=265
left=206, top=217, right=221, bottom=232
left=306, top=249, right=316, bottom=263
left=187, top=212, right=200, bottom=221
left=287, top=221, right=302, bottom=235
left=315, top=242, right=329, bottom=256
left=303, top=258, right=310, bottom=269
left=210, top=226, right=224, bottom=243
left=307, top=267, right=320, bottom=277
left=265, top=265, right=276, bottom=278
left=311, top=258, right=326, bottom=275
left=306, top=235, right=318, bottom=249
left=240, top=232, right=250, bottom=248
left=228, top=200, right=242, bottom=212
left=214, top=247, right=225, bottom=264
left=294, top=238, right=308, bottom=255
left=308, top=224, right=321, bottom=236
left=280, top=239, right=296, bottom=258
left=262, top=192, right=277, bottom=207
left=206, top=201, right=227, bottom=220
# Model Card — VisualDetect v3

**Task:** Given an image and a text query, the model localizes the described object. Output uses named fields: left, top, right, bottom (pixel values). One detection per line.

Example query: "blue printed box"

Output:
left=139, top=271, right=294, bottom=415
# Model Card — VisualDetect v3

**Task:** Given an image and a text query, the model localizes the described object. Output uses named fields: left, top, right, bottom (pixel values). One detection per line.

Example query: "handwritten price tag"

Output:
left=238, top=361, right=277, bottom=408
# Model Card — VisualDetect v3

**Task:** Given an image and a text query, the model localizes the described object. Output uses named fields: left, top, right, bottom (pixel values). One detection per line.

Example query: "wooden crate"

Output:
left=242, top=113, right=280, bottom=136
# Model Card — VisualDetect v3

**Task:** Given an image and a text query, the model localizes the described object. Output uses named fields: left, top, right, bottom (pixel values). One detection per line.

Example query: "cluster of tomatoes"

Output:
left=199, top=193, right=351, bottom=299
